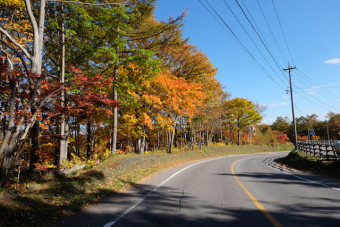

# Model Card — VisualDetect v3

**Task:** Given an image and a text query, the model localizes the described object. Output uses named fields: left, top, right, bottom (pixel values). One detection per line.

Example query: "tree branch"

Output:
left=0, top=27, right=32, bottom=59
left=0, top=37, right=31, bottom=77
left=27, top=75, right=45, bottom=106
left=24, top=0, right=39, bottom=46
left=0, top=50, right=14, bottom=72
left=39, top=0, right=46, bottom=39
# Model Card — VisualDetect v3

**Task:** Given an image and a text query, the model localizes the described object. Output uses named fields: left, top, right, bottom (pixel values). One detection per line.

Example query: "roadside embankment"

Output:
left=278, top=149, right=340, bottom=178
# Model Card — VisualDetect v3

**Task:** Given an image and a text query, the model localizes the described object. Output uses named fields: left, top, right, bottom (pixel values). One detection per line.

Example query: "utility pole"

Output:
left=284, top=63, right=297, bottom=150
left=307, top=117, right=310, bottom=142
left=326, top=121, right=330, bottom=143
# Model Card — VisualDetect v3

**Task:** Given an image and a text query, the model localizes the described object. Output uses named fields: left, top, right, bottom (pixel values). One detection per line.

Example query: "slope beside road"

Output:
left=54, top=151, right=340, bottom=227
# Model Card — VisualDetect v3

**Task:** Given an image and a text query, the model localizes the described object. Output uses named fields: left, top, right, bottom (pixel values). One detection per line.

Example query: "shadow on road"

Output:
left=55, top=178, right=340, bottom=227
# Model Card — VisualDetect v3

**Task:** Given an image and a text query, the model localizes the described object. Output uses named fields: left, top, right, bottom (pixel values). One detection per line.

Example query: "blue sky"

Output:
left=154, top=0, right=340, bottom=124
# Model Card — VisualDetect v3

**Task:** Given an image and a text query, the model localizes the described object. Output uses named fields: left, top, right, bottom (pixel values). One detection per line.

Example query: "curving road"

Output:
left=55, top=151, right=340, bottom=227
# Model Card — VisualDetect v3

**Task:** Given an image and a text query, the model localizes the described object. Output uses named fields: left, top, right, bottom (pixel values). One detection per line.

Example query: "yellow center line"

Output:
left=231, top=159, right=283, bottom=227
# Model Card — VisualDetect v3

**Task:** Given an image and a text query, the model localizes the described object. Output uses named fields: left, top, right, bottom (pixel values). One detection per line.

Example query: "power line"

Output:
left=234, top=0, right=288, bottom=82
left=199, top=0, right=254, bottom=59
left=199, top=0, right=286, bottom=90
left=222, top=0, right=287, bottom=87
left=256, top=0, right=287, bottom=64
left=295, top=105, right=305, bottom=117
left=293, top=85, right=340, bottom=113
left=293, top=73, right=337, bottom=102
left=272, top=0, right=295, bottom=65
left=240, top=0, right=280, bottom=65
left=198, top=0, right=238, bottom=45
left=295, top=69, right=338, bottom=97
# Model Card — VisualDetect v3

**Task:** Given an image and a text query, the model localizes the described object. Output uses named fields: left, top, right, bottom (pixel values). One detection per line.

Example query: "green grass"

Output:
left=278, top=150, right=340, bottom=178
left=0, top=144, right=290, bottom=227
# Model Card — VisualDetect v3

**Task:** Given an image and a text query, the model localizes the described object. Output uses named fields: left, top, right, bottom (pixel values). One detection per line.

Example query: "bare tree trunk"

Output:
left=230, top=125, right=234, bottom=145
left=168, top=117, right=178, bottom=154
left=190, top=128, right=194, bottom=150
left=180, top=118, right=183, bottom=148
left=166, top=129, right=169, bottom=148
left=205, top=124, right=208, bottom=146
left=157, top=130, right=160, bottom=150
left=194, top=127, right=196, bottom=145
left=92, top=127, right=96, bottom=154
left=135, top=136, right=146, bottom=154
left=59, top=7, right=68, bottom=167
left=75, top=118, right=80, bottom=156
left=0, top=0, right=48, bottom=187
left=168, top=130, right=175, bottom=154
left=111, top=65, right=118, bottom=154
left=199, top=131, right=202, bottom=150
left=29, top=124, right=39, bottom=174
left=87, top=121, right=92, bottom=159
left=174, top=125, right=178, bottom=148
left=238, top=129, right=241, bottom=146
left=220, top=111, right=223, bottom=143
left=30, top=0, right=46, bottom=166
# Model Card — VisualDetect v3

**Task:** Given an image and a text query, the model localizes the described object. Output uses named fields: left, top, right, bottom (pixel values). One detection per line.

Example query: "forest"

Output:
left=0, top=0, right=336, bottom=189
left=271, top=113, right=340, bottom=142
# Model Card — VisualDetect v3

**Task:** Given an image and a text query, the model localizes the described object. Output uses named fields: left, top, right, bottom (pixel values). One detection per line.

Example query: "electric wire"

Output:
left=295, top=69, right=338, bottom=97
left=198, top=0, right=234, bottom=39
left=234, top=0, right=289, bottom=82
left=240, top=0, right=270, bottom=50
left=292, top=72, right=333, bottom=97
left=199, top=0, right=255, bottom=60
left=294, top=88, right=339, bottom=112
left=256, top=0, right=287, bottom=64
left=222, top=0, right=287, bottom=87
left=295, top=105, right=305, bottom=117
left=199, top=0, right=286, bottom=90
left=293, top=72, right=337, bottom=102
left=272, top=0, right=295, bottom=65
left=240, top=0, right=282, bottom=66
left=199, top=0, right=338, bottom=126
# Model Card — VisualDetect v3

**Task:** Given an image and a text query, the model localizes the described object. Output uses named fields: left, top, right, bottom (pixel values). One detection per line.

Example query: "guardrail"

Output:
left=304, top=140, right=339, bottom=145
left=297, top=141, right=340, bottom=161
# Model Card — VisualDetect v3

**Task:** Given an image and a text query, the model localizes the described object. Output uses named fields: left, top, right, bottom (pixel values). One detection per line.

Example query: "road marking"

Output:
left=103, top=156, right=226, bottom=227
left=265, top=157, right=340, bottom=191
left=231, top=159, right=283, bottom=227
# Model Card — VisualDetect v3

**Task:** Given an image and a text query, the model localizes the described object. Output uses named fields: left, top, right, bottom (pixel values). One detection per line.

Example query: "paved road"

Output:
left=54, top=151, right=340, bottom=227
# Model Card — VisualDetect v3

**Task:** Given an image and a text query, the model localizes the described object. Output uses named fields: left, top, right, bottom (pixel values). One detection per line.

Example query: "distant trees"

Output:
left=326, top=112, right=340, bottom=140
left=271, top=112, right=340, bottom=142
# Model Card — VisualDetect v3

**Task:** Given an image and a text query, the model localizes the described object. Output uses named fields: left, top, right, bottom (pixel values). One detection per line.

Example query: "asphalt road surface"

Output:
left=54, top=151, right=340, bottom=227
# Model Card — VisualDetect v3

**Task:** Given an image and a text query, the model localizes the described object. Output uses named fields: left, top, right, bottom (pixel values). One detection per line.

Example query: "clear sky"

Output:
left=154, top=0, right=340, bottom=124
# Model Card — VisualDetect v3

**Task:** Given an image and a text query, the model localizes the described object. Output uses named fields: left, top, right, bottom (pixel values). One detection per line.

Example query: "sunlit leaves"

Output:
left=225, top=98, right=263, bottom=131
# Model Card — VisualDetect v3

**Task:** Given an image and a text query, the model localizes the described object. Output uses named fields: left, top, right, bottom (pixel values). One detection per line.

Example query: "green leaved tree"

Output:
left=225, top=98, right=262, bottom=145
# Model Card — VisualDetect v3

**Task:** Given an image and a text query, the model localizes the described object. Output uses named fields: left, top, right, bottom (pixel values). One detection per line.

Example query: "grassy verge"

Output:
left=278, top=150, right=340, bottom=178
left=0, top=144, right=290, bottom=226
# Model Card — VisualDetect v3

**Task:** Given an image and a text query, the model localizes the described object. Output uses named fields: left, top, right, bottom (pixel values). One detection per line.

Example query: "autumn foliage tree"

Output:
left=0, top=0, right=275, bottom=188
left=224, top=98, right=262, bottom=145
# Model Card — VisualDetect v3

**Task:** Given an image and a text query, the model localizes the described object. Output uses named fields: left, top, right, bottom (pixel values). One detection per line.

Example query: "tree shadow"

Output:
left=0, top=169, right=114, bottom=226
left=53, top=181, right=340, bottom=227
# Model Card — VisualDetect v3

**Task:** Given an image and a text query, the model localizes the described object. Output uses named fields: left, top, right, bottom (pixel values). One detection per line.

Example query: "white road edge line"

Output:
left=103, top=156, right=226, bottom=227
left=267, top=159, right=340, bottom=191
